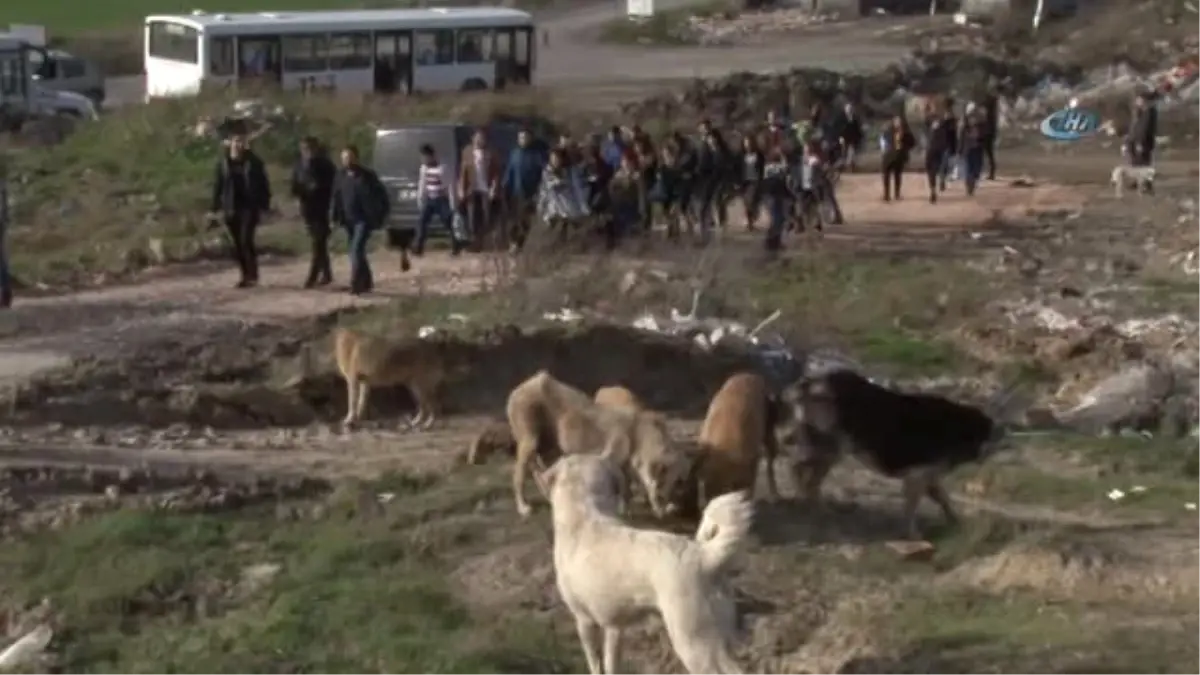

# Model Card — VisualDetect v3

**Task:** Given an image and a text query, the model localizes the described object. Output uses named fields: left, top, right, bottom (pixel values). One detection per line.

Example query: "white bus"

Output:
left=144, top=7, right=535, bottom=100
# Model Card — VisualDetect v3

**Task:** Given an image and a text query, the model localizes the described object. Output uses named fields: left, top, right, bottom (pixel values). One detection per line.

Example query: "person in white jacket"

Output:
left=416, top=143, right=468, bottom=256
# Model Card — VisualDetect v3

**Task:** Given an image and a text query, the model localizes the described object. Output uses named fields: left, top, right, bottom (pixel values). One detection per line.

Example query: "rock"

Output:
left=1058, top=361, right=1194, bottom=436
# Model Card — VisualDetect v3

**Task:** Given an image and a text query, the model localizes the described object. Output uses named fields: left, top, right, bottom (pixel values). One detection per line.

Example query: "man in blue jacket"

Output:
left=332, top=144, right=390, bottom=296
left=600, top=126, right=626, bottom=170
left=501, top=129, right=547, bottom=250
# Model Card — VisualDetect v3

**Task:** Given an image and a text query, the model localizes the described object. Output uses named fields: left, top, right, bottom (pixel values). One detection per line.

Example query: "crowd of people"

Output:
left=199, top=86, right=1166, bottom=300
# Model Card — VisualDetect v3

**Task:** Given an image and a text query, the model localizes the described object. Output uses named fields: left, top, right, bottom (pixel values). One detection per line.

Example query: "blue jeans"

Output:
left=416, top=196, right=454, bottom=253
left=963, top=148, right=984, bottom=196
left=765, top=195, right=788, bottom=250
left=348, top=221, right=373, bottom=292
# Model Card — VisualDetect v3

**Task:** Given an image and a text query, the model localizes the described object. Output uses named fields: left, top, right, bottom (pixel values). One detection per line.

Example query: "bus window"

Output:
left=239, top=37, right=280, bottom=79
left=456, top=29, right=491, bottom=64
left=148, top=21, right=200, bottom=64
left=328, top=33, right=371, bottom=70
left=209, top=37, right=235, bottom=76
left=415, top=30, right=454, bottom=66
left=282, top=35, right=328, bottom=72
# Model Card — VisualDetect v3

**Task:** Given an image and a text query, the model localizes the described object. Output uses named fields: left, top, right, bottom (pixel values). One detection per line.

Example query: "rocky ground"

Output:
left=0, top=5, right=1196, bottom=671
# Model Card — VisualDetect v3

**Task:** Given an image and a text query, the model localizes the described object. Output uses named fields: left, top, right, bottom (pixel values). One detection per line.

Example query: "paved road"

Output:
left=104, top=1, right=908, bottom=106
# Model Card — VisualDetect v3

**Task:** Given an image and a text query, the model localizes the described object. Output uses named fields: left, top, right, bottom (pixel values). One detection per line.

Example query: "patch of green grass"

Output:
left=7, top=89, right=545, bottom=289
left=597, top=1, right=734, bottom=46
left=886, top=587, right=1199, bottom=673
left=0, top=470, right=579, bottom=673
left=737, top=254, right=985, bottom=376
left=956, top=433, right=1198, bottom=517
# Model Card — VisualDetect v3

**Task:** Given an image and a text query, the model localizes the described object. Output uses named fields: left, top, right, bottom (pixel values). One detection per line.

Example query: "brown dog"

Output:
left=505, top=371, right=689, bottom=518
left=593, top=385, right=645, bottom=411
left=677, top=372, right=780, bottom=519
left=334, top=327, right=467, bottom=429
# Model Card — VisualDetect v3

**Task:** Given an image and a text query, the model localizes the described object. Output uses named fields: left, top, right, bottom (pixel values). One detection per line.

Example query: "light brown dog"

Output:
left=677, top=372, right=780, bottom=519
left=505, top=371, right=690, bottom=518
left=594, top=385, right=645, bottom=411
left=334, top=327, right=468, bottom=429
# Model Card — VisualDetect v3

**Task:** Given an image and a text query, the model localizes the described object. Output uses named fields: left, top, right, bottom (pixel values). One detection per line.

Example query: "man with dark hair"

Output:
left=332, top=144, right=390, bottom=296
left=290, top=135, right=336, bottom=288
left=457, top=128, right=500, bottom=251
left=924, top=105, right=956, bottom=204
left=502, top=128, right=546, bottom=252
left=416, top=143, right=465, bottom=257
left=210, top=133, right=271, bottom=288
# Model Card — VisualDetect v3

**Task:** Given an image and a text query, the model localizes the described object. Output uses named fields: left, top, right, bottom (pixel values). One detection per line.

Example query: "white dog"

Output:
left=543, top=454, right=753, bottom=674
left=1111, top=164, right=1156, bottom=197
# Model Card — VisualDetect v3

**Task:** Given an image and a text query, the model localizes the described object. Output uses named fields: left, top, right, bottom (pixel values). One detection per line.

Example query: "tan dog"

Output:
left=593, top=385, right=644, bottom=411
left=677, top=373, right=780, bottom=519
left=334, top=327, right=467, bottom=429
left=505, top=371, right=690, bottom=518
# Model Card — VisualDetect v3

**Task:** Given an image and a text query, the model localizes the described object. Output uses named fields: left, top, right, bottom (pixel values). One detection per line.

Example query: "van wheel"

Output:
left=461, top=78, right=488, bottom=92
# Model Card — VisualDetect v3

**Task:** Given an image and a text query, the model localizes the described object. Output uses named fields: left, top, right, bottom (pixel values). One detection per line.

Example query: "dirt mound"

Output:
left=946, top=533, right=1199, bottom=603
left=288, top=323, right=761, bottom=423
left=4, top=322, right=761, bottom=430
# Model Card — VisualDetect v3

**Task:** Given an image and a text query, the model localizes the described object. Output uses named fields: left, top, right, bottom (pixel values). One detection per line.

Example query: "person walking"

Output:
left=332, top=144, right=390, bottom=296
left=980, top=85, right=1000, bottom=180
left=210, top=133, right=271, bottom=288
left=836, top=102, right=864, bottom=173
left=457, top=128, right=501, bottom=251
left=762, top=146, right=791, bottom=254
left=737, top=134, right=765, bottom=231
left=0, top=161, right=11, bottom=308
left=290, top=136, right=336, bottom=288
left=1125, top=91, right=1158, bottom=169
left=415, top=143, right=467, bottom=257
left=958, top=106, right=987, bottom=197
left=879, top=115, right=915, bottom=202
left=923, top=108, right=956, bottom=204
left=501, top=128, right=547, bottom=253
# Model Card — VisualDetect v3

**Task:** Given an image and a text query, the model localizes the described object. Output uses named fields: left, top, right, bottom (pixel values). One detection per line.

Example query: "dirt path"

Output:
left=0, top=251, right=498, bottom=385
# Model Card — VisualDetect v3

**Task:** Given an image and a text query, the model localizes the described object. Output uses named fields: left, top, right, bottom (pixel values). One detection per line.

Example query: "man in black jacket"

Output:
left=210, top=134, right=271, bottom=288
left=836, top=102, right=864, bottom=172
left=332, top=144, right=390, bottom=296
left=290, top=136, right=336, bottom=288
left=924, top=106, right=957, bottom=203
left=980, top=87, right=999, bottom=180
left=1125, top=92, right=1158, bottom=168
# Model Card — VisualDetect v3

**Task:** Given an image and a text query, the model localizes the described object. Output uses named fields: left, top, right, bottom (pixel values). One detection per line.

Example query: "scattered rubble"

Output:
left=684, top=8, right=841, bottom=46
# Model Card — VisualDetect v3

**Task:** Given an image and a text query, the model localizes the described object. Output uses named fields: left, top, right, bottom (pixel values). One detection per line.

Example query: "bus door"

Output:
left=493, top=26, right=532, bottom=89
left=237, top=36, right=281, bottom=87
left=374, top=30, right=413, bottom=95
left=512, top=26, right=532, bottom=85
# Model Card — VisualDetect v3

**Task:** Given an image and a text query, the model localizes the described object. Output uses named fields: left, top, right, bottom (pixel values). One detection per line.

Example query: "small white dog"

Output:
left=1111, top=164, right=1156, bottom=197
left=543, top=454, right=754, bottom=674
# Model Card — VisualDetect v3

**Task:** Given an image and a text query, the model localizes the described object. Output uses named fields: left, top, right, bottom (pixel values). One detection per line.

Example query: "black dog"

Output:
left=779, top=368, right=1005, bottom=539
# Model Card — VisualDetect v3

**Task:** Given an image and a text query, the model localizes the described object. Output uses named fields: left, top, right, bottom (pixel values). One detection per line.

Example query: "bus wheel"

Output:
left=461, top=78, right=488, bottom=92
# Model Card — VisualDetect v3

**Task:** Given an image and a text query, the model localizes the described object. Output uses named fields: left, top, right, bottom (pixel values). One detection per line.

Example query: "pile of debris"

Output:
left=685, top=8, right=841, bottom=46
left=619, top=50, right=1081, bottom=128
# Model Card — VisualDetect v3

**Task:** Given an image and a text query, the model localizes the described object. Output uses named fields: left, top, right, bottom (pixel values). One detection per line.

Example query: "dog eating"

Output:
left=502, top=371, right=691, bottom=518
left=675, top=372, right=782, bottom=519
left=779, top=368, right=1006, bottom=539
left=544, top=454, right=751, bottom=674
